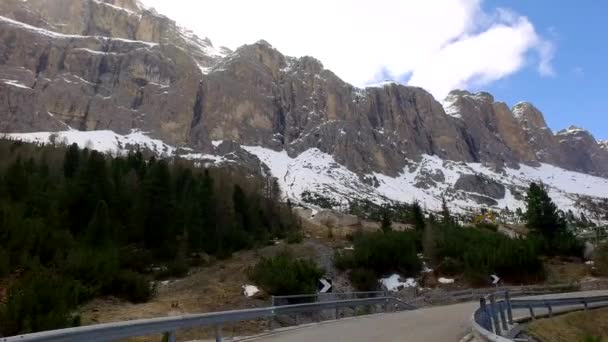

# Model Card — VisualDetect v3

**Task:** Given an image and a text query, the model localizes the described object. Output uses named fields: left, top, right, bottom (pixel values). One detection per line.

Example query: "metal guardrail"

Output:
left=471, top=291, right=608, bottom=342
left=272, top=291, right=387, bottom=302
left=2, top=296, right=413, bottom=342
left=440, top=283, right=578, bottom=303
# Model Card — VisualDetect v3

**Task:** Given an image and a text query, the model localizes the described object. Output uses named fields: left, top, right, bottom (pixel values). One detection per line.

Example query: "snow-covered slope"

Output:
left=2, top=130, right=175, bottom=156
left=242, top=145, right=608, bottom=218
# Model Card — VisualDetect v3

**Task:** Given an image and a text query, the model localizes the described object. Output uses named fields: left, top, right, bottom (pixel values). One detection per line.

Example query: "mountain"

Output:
left=1, top=0, right=607, bottom=219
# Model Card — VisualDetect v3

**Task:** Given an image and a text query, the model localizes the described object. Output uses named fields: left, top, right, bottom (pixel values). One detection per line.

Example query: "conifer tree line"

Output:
left=0, top=140, right=299, bottom=336
left=335, top=181, right=584, bottom=290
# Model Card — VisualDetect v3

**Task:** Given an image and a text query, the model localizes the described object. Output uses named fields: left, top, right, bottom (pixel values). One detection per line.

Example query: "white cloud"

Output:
left=141, top=0, right=554, bottom=100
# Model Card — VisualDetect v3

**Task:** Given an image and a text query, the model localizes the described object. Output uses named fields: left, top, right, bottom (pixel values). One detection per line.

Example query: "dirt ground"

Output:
left=527, top=307, right=608, bottom=342
left=545, top=258, right=594, bottom=284
left=79, top=238, right=332, bottom=341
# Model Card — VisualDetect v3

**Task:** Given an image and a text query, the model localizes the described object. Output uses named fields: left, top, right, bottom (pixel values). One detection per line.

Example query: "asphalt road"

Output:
left=246, top=290, right=608, bottom=342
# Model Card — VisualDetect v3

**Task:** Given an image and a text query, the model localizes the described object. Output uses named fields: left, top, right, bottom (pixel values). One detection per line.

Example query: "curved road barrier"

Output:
left=1, top=296, right=414, bottom=342
left=472, top=291, right=608, bottom=342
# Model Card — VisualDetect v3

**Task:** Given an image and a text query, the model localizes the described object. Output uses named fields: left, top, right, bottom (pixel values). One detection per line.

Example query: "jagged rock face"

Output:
left=511, top=102, right=564, bottom=166
left=443, top=92, right=608, bottom=177
left=0, top=0, right=226, bottom=66
left=454, top=174, right=506, bottom=199
left=0, top=14, right=205, bottom=145
left=556, top=127, right=608, bottom=177
left=196, top=42, right=473, bottom=175
left=443, top=90, right=527, bottom=168
left=1, top=0, right=607, bottom=180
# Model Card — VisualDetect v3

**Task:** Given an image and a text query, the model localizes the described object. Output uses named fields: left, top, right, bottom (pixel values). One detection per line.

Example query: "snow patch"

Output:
left=365, top=80, right=399, bottom=88
left=438, top=277, right=455, bottom=284
left=242, top=285, right=260, bottom=297
left=0, top=16, right=157, bottom=47
left=3, top=129, right=175, bottom=156
left=442, top=94, right=463, bottom=119
left=242, top=145, right=608, bottom=218
left=379, top=274, right=417, bottom=291
left=1, top=79, right=31, bottom=89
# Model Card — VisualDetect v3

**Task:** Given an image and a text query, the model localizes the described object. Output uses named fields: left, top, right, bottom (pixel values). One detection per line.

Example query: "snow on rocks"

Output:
left=379, top=274, right=417, bottom=292
left=243, top=145, right=608, bottom=220
left=1, top=79, right=31, bottom=89
left=365, top=80, right=400, bottom=89
left=438, top=277, right=455, bottom=284
left=242, top=285, right=260, bottom=298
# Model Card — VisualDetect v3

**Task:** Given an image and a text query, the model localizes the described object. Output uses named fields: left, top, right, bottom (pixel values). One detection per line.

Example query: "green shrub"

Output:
left=351, top=231, right=422, bottom=276
left=349, top=268, right=378, bottom=291
left=286, top=231, right=304, bottom=244
left=249, top=252, right=324, bottom=296
left=436, top=226, right=544, bottom=284
left=436, top=257, right=463, bottom=277
left=108, top=271, right=155, bottom=303
left=549, top=231, right=584, bottom=257
left=581, top=336, right=602, bottom=342
left=0, top=271, right=82, bottom=336
left=334, top=231, right=421, bottom=290
left=334, top=250, right=355, bottom=271
left=594, top=242, right=608, bottom=276
left=154, top=258, right=189, bottom=280
left=475, top=222, right=498, bottom=232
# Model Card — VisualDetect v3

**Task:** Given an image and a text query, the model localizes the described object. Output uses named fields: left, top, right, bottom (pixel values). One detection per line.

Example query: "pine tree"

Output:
left=525, top=182, right=565, bottom=239
left=441, top=196, right=453, bottom=227
left=380, top=205, right=392, bottom=233
left=86, top=200, right=112, bottom=246
left=5, top=157, right=27, bottom=201
left=141, top=159, right=174, bottom=256
left=412, top=200, right=425, bottom=232
left=63, top=143, right=80, bottom=178
left=422, top=222, right=437, bottom=264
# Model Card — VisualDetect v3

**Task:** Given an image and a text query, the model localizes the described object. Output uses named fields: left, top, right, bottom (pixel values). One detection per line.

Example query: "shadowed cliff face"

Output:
left=1, top=0, right=608, bottom=178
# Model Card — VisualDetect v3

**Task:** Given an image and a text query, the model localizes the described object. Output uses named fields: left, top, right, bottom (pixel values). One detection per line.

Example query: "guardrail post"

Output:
left=164, top=331, right=176, bottom=342
left=498, top=301, right=508, bottom=331
left=479, top=297, right=491, bottom=331
left=215, top=325, right=222, bottom=342
left=583, top=299, right=589, bottom=311
left=546, top=302, right=553, bottom=318
left=269, top=296, right=275, bottom=331
left=489, top=294, right=502, bottom=335
left=528, top=304, right=536, bottom=320
left=505, top=290, right=513, bottom=325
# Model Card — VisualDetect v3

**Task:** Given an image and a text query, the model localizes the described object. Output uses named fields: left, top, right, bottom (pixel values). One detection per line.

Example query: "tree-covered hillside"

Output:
left=0, top=140, right=299, bottom=336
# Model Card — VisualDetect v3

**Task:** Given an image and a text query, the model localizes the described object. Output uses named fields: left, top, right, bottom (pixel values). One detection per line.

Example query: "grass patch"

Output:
left=527, top=307, right=608, bottom=342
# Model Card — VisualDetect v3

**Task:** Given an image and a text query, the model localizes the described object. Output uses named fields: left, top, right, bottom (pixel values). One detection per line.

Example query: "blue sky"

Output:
left=477, top=1, right=607, bottom=140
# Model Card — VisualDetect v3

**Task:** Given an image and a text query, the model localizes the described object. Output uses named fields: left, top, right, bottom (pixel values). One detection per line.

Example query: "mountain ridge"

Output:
left=1, top=0, right=608, bottom=219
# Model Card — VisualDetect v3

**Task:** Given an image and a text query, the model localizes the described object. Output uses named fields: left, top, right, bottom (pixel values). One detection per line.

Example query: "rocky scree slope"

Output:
left=1, top=0, right=608, bottom=216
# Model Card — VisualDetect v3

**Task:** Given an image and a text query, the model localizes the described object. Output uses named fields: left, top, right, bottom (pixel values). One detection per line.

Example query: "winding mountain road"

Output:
left=246, top=290, right=608, bottom=342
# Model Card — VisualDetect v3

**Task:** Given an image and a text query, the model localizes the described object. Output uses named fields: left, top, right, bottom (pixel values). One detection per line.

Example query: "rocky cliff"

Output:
left=1, top=0, right=608, bottom=183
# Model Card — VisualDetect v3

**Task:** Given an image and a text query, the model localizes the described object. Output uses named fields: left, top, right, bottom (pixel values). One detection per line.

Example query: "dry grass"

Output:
left=78, top=240, right=324, bottom=341
left=545, top=258, right=592, bottom=284
left=527, top=308, right=608, bottom=342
